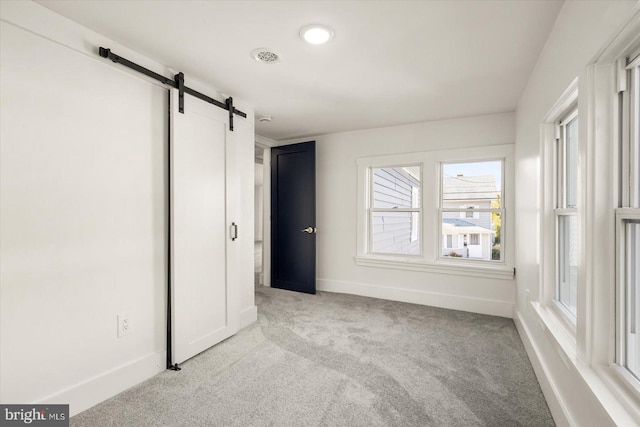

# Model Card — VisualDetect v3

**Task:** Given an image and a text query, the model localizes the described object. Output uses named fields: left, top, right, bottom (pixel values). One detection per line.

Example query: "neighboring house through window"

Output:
left=356, top=144, right=514, bottom=280
left=440, top=161, right=503, bottom=261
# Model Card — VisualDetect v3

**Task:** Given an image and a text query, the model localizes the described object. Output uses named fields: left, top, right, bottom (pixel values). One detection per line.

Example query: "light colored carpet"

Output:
left=71, top=286, right=554, bottom=426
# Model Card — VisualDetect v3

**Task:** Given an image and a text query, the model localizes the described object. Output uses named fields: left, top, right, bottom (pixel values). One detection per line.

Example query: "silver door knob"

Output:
left=301, top=227, right=314, bottom=233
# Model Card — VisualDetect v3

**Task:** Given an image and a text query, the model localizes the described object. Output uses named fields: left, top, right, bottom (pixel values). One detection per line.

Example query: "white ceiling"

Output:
left=37, top=0, right=563, bottom=141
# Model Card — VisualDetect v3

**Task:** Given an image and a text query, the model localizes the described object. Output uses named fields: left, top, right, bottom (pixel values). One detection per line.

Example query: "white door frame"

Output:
left=255, top=135, right=279, bottom=287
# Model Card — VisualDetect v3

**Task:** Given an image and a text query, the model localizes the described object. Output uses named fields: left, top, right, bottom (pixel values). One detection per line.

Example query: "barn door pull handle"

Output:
left=231, top=223, right=238, bottom=241
left=301, top=227, right=315, bottom=234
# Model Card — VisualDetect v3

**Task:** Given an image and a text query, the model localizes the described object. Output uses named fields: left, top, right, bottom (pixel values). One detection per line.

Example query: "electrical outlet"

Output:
left=117, top=312, right=132, bottom=338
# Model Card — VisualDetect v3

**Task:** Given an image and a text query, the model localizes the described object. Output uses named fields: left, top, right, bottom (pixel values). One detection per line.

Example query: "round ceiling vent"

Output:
left=251, top=48, right=280, bottom=64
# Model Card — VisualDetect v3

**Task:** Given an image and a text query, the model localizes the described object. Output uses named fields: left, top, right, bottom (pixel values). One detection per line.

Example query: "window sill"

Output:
left=354, top=255, right=514, bottom=280
left=530, top=301, right=577, bottom=366
left=531, top=301, right=640, bottom=425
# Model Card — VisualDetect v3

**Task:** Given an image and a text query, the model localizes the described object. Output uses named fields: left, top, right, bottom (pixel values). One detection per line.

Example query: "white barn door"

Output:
left=170, top=89, right=239, bottom=365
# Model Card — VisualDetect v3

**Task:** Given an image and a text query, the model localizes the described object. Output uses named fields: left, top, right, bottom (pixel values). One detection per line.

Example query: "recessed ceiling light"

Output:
left=251, top=48, right=280, bottom=64
left=300, top=25, right=334, bottom=45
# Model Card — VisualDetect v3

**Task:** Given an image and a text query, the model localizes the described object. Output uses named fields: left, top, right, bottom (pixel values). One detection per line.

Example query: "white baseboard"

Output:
left=513, top=310, right=573, bottom=427
left=35, top=350, right=166, bottom=417
left=240, top=305, right=258, bottom=329
left=317, top=278, right=513, bottom=318
left=37, top=303, right=256, bottom=418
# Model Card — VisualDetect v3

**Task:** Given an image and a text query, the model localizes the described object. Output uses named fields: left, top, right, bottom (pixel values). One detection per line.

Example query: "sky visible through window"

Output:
left=442, top=161, right=502, bottom=192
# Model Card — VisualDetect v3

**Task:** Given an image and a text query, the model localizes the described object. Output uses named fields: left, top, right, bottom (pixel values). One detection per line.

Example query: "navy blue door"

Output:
left=271, top=141, right=316, bottom=294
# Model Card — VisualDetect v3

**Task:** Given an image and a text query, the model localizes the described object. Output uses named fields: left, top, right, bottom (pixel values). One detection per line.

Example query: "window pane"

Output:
left=557, top=215, right=578, bottom=317
left=565, top=117, right=578, bottom=209
left=442, top=161, right=502, bottom=208
left=372, top=166, right=420, bottom=209
left=632, top=66, right=640, bottom=208
left=625, top=220, right=640, bottom=379
left=372, top=211, right=420, bottom=255
left=441, top=212, right=501, bottom=261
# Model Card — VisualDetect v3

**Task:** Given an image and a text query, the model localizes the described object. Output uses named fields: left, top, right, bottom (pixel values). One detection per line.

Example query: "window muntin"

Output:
left=555, top=108, right=579, bottom=319
left=440, top=160, right=503, bottom=262
left=369, top=166, right=421, bottom=256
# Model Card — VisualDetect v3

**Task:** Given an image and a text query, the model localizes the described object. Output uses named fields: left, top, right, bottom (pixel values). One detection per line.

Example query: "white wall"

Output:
left=0, top=1, right=255, bottom=416
left=235, top=120, right=257, bottom=328
left=283, top=112, right=515, bottom=317
left=0, top=17, right=168, bottom=413
left=514, top=1, right=639, bottom=425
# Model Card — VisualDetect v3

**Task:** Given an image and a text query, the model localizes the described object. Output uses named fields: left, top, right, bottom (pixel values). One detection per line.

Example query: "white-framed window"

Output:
left=539, top=77, right=579, bottom=337
left=555, top=107, right=579, bottom=319
left=368, top=165, right=422, bottom=256
left=355, top=145, right=514, bottom=280
left=615, top=47, right=640, bottom=390
left=440, top=160, right=504, bottom=262
left=617, top=211, right=640, bottom=383
left=469, top=234, right=479, bottom=245
left=532, top=18, right=640, bottom=424
left=445, top=234, right=454, bottom=248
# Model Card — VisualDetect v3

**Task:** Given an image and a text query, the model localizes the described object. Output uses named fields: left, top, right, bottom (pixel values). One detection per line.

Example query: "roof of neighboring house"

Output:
left=443, top=218, right=479, bottom=227
left=442, top=218, right=494, bottom=234
left=443, top=175, right=498, bottom=201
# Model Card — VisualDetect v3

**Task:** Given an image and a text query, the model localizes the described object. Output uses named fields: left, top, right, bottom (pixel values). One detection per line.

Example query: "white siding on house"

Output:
left=372, top=212, right=420, bottom=255
left=372, top=167, right=419, bottom=208
left=371, top=167, right=420, bottom=255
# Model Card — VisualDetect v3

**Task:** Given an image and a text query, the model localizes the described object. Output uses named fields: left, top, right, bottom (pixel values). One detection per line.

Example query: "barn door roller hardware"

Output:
left=98, top=47, right=246, bottom=131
